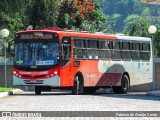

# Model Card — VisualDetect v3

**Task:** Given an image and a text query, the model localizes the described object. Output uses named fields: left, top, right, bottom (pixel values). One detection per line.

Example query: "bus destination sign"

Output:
left=19, top=33, right=53, bottom=39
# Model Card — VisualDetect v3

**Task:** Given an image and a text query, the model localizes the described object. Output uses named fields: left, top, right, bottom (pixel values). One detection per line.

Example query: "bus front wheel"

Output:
left=35, top=86, right=42, bottom=95
left=72, top=76, right=79, bottom=95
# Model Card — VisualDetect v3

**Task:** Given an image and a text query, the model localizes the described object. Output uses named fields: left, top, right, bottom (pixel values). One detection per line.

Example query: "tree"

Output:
left=127, top=18, right=150, bottom=37
left=26, top=0, right=61, bottom=29
left=154, top=26, right=160, bottom=57
left=125, top=18, right=160, bottom=58
left=57, top=0, right=106, bottom=32
left=0, top=0, right=31, bottom=38
left=124, top=14, right=141, bottom=30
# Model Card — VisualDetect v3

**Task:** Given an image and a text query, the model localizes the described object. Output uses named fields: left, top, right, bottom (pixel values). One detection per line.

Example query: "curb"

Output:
left=147, top=90, right=160, bottom=97
left=0, top=89, right=23, bottom=98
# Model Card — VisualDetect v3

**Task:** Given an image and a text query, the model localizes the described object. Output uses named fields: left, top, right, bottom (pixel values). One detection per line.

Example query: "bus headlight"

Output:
left=13, top=71, right=16, bottom=74
left=54, top=71, right=58, bottom=75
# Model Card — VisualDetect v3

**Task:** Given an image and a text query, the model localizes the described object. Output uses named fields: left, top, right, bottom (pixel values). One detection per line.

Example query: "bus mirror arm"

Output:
left=8, top=39, right=15, bottom=56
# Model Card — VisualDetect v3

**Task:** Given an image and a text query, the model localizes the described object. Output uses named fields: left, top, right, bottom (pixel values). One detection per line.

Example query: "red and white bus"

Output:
left=9, top=28, right=153, bottom=95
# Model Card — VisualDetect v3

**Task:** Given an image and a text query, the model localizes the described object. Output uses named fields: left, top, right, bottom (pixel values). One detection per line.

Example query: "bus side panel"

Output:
left=99, top=73, right=122, bottom=86
left=130, top=61, right=152, bottom=91
left=98, top=60, right=123, bottom=87
left=77, top=60, right=90, bottom=86
left=76, top=59, right=124, bottom=87
left=89, top=60, right=101, bottom=86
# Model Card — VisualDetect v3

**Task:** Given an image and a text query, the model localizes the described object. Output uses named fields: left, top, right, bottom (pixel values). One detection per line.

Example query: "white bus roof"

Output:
left=116, top=35, right=151, bottom=42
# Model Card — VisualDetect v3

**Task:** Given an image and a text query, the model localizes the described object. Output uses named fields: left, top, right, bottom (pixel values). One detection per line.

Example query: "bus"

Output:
left=8, top=27, right=153, bottom=95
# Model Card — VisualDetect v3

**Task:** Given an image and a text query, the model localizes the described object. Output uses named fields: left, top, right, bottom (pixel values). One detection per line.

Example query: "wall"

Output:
left=0, top=65, right=13, bottom=87
left=0, top=65, right=34, bottom=91
left=155, top=63, right=160, bottom=90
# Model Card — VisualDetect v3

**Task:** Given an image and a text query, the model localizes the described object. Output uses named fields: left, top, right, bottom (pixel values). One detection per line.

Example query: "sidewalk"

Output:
left=0, top=89, right=23, bottom=98
left=147, top=90, right=160, bottom=97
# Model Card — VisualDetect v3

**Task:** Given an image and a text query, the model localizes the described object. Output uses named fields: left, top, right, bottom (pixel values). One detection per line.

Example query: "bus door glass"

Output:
left=61, top=37, right=71, bottom=67
left=61, top=37, right=72, bottom=86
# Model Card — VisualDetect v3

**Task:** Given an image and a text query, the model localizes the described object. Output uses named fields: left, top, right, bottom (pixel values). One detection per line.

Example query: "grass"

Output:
left=0, top=87, right=15, bottom=92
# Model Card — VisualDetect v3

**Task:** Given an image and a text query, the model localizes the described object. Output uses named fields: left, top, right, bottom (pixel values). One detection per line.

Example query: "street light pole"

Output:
left=0, top=29, right=9, bottom=87
left=152, top=34, right=155, bottom=91
left=148, top=25, right=157, bottom=91
left=2, top=38, right=7, bottom=87
left=4, top=38, right=7, bottom=87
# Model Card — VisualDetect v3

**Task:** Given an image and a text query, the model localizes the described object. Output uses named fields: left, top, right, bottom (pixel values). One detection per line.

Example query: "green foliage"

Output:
left=105, top=14, right=122, bottom=33
left=128, top=18, right=150, bottom=37
left=57, top=0, right=106, bottom=32
left=0, top=0, right=30, bottom=40
left=0, top=12, right=24, bottom=40
left=0, top=87, right=15, bottom=92
left=26, top=0, right=49, bottom=29
left=102, top=0, right=160, bottom=33
left=124, top=14, right=141, bottom=30
left=126, top=18, right=160, bottom=57
left=154, top=27, right=160, bottom=57
left=141, top=8, right=150, bottom=16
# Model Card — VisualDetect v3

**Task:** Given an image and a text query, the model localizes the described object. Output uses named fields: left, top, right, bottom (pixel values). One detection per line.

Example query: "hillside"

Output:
left=101, top=0, right=160, bottom=33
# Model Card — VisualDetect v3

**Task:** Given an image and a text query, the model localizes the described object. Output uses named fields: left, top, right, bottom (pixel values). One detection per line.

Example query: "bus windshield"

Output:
left=14, top=42, right=59, bottom=67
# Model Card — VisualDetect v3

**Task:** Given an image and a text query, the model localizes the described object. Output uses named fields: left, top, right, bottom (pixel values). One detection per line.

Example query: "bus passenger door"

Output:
left=61, top=37, right=72, bottom=86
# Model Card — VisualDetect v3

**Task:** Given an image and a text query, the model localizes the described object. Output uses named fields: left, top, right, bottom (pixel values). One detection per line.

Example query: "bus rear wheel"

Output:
left=72, top=76, right=79, bottom=95
left=35, top=86, right=42, bottom=95
left=113, top=75, right=129, bottom=94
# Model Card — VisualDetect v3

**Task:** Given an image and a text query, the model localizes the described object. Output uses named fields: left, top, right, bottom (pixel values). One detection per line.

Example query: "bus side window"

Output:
left=101, top=40, right=110, bottom=49
left=100, top=40, right=111, bottom=60
left=74, top=39, right=86, bottom=48
left=87, top=40, right=99, bottom=60
left=122, top=42, right=131, bottom=61
left=141, top=43, right=150, bottom=61
left=88, top=40, right=99, bottom=49
left=111, top=41, right=121, bottom=60
left=131, top=42, right=140, bottom=61
left=74, top=38, right=87, bottom=59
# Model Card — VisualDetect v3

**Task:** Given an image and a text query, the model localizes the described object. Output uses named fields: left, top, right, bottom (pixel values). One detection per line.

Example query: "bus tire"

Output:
left=112, top=75, right=129, bottom=94
left=121, top=75, right=129, bottom=94
left=72, top=76, right=79, bottom=95
left=35, top=86, right=41, bottom=95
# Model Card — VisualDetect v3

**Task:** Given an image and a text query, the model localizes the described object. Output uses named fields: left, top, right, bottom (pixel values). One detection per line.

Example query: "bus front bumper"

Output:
left=13, top=75, right=60, bottom=87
